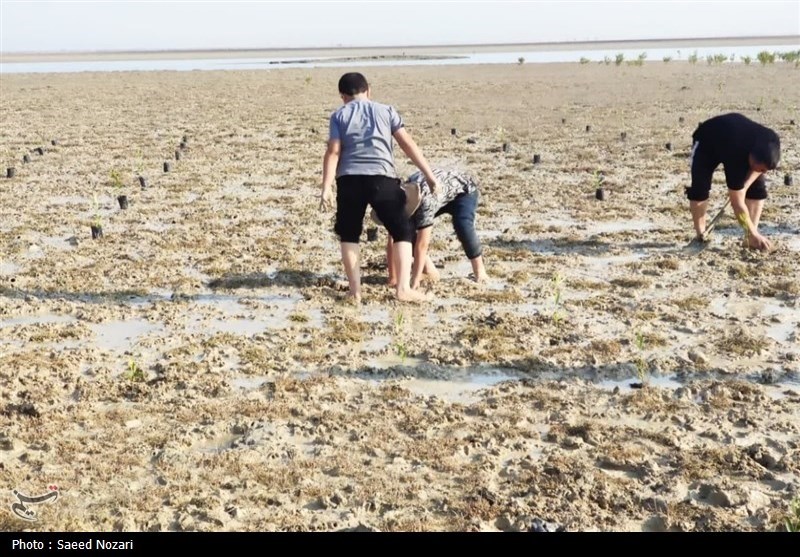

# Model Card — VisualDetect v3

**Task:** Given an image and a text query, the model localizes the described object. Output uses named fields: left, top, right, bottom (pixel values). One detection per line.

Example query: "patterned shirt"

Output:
left=407, top=169, right=479, bottom=229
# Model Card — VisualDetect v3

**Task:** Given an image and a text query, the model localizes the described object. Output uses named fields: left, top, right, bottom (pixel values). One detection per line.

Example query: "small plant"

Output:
left=688, top=51, right=699, bottom=64
left=633, top=52, right=647, bottom=66
left=517, top=56, right=525, bottom=65
left=742, top=55, right=752, bottom=65
left=91, top=194, right=102, bottom=227
left=109, top=169, right=124, bottom=189
left=736, top=212, right=752, bottom=247
left=579, top=57, right=590, bottom=65
left=603, top=55, right=611, bottom=65
left=304, top=75, right=312, bottom=85
left=785, top=497, right=800, bottom=532
left=634, top=330, right=648, bottom=385
left=662, top=56, right=672, bottom=63
left=126, top=359, right=145, bottom=382
left=550, top=272, right=564, bottom=325
left=614, top=53, right=624, bottom=66
left=757, top=50, right=776, bottom=65
left=393, top=311, right=408, bottom=361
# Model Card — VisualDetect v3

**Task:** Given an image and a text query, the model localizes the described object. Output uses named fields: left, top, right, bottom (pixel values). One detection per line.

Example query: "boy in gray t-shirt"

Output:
left=320, top=72, right=438, bottom=303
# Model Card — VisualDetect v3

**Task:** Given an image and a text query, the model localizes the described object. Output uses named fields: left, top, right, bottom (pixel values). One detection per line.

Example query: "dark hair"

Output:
left=338, top=72, right=369, bottom=96
left=750, top=128, right=781, bottom=170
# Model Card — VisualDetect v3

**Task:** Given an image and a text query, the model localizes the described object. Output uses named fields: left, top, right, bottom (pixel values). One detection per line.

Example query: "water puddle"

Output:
left=185, top=293, right=301, bottom=336
left=362, top=336, right=391, bottom=353
left=0, top=313, right=76, bottom=327
left=0, top=262, right=21, bottom=278
left=582, top=252, right=647, bottom=270
left=710, top=296, right=799, bottom=343
left=589, top=220, right=655, bottom=235
left=193, top=434, right=242, bottom=454
left=597, top=375, right=684, bottom=392
left=90, top=319, right=163, bottom=352
left=45, top=195, right=87, bottom=206
left=363, top=371, right=520, bottom=403
left=39, top=235, right=78, bottom=251
left=230, top=376, right=271, bottom=390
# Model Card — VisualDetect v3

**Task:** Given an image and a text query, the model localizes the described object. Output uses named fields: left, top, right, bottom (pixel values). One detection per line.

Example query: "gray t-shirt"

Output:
left=407, top=169, right=479, bottom=229
left=329, top=99, right=404, bottom=178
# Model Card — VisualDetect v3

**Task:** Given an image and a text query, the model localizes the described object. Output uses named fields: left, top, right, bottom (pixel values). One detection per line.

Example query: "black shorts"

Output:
left=334, top=175, right=415, bottom=244
left=686, top=141, right=767, bottom=201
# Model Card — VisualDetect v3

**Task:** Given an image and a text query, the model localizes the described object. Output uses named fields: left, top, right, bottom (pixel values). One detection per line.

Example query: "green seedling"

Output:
left=393, top=311, right=408, bottom=362
left=736, top=212, right=751, bottom=248
left=550, top=273, right=564, bottom=325
left=634, top=331, right=648, bottom=384
left=785, top=497, right=800, bottom=532
left=91, top=193, right=102, bottom=227
left=109, top=169, right=124, bottom=189
left=126, top=359, right=145, bottom=382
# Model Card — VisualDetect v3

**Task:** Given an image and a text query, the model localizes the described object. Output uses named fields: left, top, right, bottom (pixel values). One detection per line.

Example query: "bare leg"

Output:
left=386, top=237, right=397, bottom=287
left=690, top=200, right=709, bottom=239
left=340, top=242, right=361, bottom=302
left=470, top=255, right=488, bottom=282
left=745, top=198, right=765, bottom=229
left=393, top=241, right=428, bottom=302
left=423, top=256, right=440, bottom=281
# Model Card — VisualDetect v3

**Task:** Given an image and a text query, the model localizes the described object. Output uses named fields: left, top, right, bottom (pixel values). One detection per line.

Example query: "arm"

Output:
left=393, top=128, right=438, bottom=192
left=320, top=139, right=340, bottom=211
left=411, top=226, right=432, bottom=289
left=728, top=169, right=770, bottom=249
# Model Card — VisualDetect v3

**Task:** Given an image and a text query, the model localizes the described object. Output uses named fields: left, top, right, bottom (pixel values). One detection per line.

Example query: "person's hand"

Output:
left=747, top=232, right=773, bottom=251
left=320, top=187, right=334, bottom=212
left=427, top=179, right=438, bottom=195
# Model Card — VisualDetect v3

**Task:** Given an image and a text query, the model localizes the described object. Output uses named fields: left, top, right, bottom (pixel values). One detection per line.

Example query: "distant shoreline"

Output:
left=2, top=35, right=797, bottom=63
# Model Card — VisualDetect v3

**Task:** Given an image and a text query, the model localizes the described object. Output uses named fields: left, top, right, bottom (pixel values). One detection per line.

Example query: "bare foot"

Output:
left=395, top=288, right=430, bottom=303
left=423, top=269, right=440, bottom=283
left=474, top=272, right=488, bottom=283
left=341, top=293, right=361, bottom=305
left=335, top=280, right=349, bottom=291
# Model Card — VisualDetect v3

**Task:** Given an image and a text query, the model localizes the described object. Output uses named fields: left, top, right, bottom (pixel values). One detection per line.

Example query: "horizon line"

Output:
left=4, top=34, right=799, bottom=56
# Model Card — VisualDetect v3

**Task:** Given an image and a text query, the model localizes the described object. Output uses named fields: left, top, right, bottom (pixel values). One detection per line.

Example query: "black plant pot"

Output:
left=51, top=139, right=59, bottom=146
left=179, top=141, right=187, bottom=150
left=450, top=128, right=457, bottom=135
left=665, top=142, right=673, bottom=151
left=785, top=174, right=794, bottom=186
left=532, top=154, right=541, bottom=164
left=595, top=188, right=605, bottom=201
left=561, top=118, right=567, bottom=124
left=620, top=132, right=627, bottom=140
left=163, top=162, right=171, bottom=172
left=629, top=382, right=644, bottom=390
left=35, top=147, right=44, bottom=156
left=182, top=135, right=188, bottom=143
left=91, top=225, right=103, bottom=239
left=502, top=143, right=510, bottom=153
left=23, top=154, right=30, bottom=163
left=138, top=176, right=147, bottom=188
left=585, top=125, right=591, bottom=132
left=175, top=150, right=181, bottom=161
left=117, top=195, right=129, bottom=209
left=790, top=119, right=796, bottom=125
left=367, top=227, right=378, bottom=242
left=6, top=167, right=15, bottom=178
left=679, top=117, right=685, bottom=123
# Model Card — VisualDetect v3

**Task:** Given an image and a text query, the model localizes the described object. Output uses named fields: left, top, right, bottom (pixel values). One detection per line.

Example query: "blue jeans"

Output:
left=435, top=190, right=482, bottom=260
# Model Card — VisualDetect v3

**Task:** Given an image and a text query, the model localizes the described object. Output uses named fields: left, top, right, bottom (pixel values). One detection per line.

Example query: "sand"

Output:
left=0, top=60, right=799, bottom=532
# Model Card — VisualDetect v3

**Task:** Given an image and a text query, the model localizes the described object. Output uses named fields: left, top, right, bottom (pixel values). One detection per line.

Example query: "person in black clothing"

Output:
left=686, top=113, right=781, bottom=251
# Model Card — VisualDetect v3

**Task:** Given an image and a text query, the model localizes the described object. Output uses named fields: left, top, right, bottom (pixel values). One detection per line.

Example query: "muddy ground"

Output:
left=0, top=60, right=798, bottom=531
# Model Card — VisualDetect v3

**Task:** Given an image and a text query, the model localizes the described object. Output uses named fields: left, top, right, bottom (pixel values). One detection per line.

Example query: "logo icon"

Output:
left=10, top=485, right=60, bottom=521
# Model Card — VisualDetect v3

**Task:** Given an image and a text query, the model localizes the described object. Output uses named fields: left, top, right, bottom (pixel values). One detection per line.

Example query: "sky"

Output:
left=0, top=0, right=798, bottom=53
